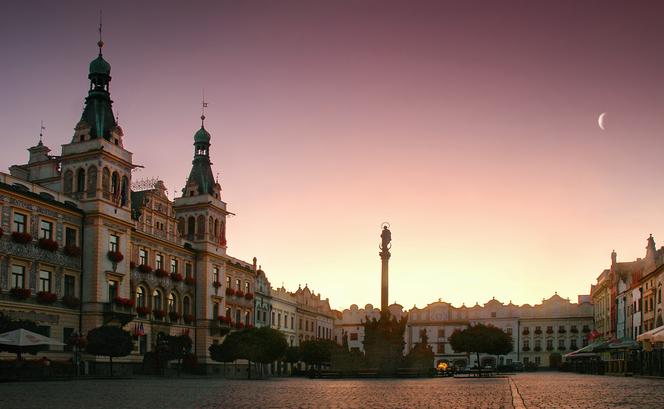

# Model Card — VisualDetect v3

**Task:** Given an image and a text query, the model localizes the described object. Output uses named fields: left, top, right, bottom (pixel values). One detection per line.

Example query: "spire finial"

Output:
left=39, top=120, right=45, bottom=144
left=97, top=10, right=104, bottom=55
left=201, top=89, right=208, bottom=126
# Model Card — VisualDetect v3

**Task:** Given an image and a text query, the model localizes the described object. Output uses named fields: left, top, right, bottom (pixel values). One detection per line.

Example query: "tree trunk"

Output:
left=110, top=356, right=114, bottom=377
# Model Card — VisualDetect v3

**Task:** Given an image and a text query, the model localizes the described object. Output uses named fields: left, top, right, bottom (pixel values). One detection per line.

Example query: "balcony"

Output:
left=103, top=302, right=135, bottom=325
left=209, top=319, right=231, bottom=337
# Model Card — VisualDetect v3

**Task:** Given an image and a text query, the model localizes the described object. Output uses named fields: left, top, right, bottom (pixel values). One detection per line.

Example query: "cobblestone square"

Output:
left=0, top=373, right=662, bottom=409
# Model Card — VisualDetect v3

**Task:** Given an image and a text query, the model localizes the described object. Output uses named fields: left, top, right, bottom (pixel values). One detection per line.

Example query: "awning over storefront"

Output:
left=564, top=340, right=610, bottom=359
left=637, top=326, right=664, bottom=343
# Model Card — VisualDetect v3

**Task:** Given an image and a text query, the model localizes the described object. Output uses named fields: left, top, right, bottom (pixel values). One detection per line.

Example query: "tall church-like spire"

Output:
left=183, top=99, right=220, bottom=197
left=79, top=13, right=117, bottom=141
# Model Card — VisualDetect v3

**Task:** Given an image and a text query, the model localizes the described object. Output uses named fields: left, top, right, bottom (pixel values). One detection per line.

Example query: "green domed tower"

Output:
left=183, top=115, right=218, bottom=197
left=79, top=39, right=117, bottom=141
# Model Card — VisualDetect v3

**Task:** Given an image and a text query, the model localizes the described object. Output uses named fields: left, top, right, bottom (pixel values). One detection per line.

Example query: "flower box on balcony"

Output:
left=183, top=314, right=195, bottom=324
left=155, top=269, right=169, bottom=278
left=11, top=231, right=32, bottom=244
left=225, top=287, right=234, bottom=295
left=62, top=295, right=81, bottom=309
left=136, top=306, right=151, bottom=316
left=170, top=273, right=184, bottom=282
left=185, top=277, right=196, bottom=285
left=169, top=311, right=182, bottom=321
left=38, top=238, right=59, bottom=252
left=218, top=315, right=231, bottom=324
left=36, top=291, right=58, bottom=304
left=63, top=245, right=81, bottom=257
left=236, top=290, right=245, bottom=298
left=107, top=250, right=124, bottom=263
left=244, top=292, right=254, bottom=300
left=113, top=296, right=134, bottom=308
left=153, top=310, right=166, bottom=319
left=10, top=287, right=31, bottom=300
left=137, top=264, right=153, bottom=274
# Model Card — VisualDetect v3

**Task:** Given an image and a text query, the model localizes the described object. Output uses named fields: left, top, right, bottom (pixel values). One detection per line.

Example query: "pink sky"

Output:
left=2, top=1, right=664, bottom=310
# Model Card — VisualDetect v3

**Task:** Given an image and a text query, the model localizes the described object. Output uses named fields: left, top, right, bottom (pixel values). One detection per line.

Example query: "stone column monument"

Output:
left=379, top=223, right=391, bottom=312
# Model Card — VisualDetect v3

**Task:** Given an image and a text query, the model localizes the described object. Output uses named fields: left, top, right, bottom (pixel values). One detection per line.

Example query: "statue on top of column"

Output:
left=380, top=224, right=391, bottom=250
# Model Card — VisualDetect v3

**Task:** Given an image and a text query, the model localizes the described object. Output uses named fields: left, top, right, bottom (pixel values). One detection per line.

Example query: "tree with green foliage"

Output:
left=209, top=327, right=288, bottom=379
left=404, top=328, right=435, bottom=373
left=85, top=325, right=133, bottom=376
left=300, top=339, right=338, bottom=370
left=163, top=334, right=193, bottom=376
left=284, top=346, right=300, bottom=375
left=449, top=324, right=513, bottom=377
left=363, top=311, right=407, bottom=375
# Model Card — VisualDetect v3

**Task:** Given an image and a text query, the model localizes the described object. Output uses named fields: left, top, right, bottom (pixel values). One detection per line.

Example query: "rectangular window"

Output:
left=225, top=275, right=231, bottom=288
left=523, top=339, right=530, bottom=348
left=185, top=263, right=192, bottom=278
left=534, top=357, right=541, bottom=365
left=213, top=268, right=219, bottom=283
left=291, top=316, right=294, bottom=329
left=278, top=313, right=282, bottom=328
left=40, top=220, right=53, bottom=240
left=437, top=329, right=445, bottom=338
left=350, top=333, right=358, bottom=341
left=523, top=357, right=530, bottom=364
left=108, top=279, right=118, bottom=301
left=171, top=258, right=178, bottom=274
left=558, top=339, right=565, bottom=349
left=437, top=343, right=444, bottom=353
left=109, top=234, right=119, bottom=252
left=156, top=254, right=163, bottom=270
left=39, top=270, right=51, bottom=293
left=64, top=275, right=76, bottom=297
left=212, top=302, right=219, bottom=319
left=235, top=279, right=241, bottom=291
left=13, top=212, right=27, bottom=233
left=271, top=312, right=275, bottom=326
left=245, top=281, right=250, bottom=293
left=65, top=227, right=77, bottom=247
left=570, top=339, right=578, bottom=350
left=11, top=265, right=25, bottom=288
left=139, top=249, right=148, bottom=265
left=299, top=318, right=303, bottom=330
left=63, top=327, right=75, bottom=352
left=37, top=326, right=51, bottom=351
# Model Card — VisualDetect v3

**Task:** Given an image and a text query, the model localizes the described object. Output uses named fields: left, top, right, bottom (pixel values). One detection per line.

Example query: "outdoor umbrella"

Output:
left=637, top=326, right=664, bottom=343
left=0, top=328, right=65, bottom=359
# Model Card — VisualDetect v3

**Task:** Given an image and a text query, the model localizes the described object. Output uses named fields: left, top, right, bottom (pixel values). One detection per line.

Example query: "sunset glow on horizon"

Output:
left=2, top=1, right=664, bottom=311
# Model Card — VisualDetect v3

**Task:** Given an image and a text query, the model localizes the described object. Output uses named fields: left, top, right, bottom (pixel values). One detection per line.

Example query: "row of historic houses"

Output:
left=0, top=38, right=335, bottom=374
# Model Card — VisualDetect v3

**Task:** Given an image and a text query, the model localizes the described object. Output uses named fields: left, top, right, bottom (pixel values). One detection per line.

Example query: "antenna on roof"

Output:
left=201, top=89, right=208, bottom=126
left=97, top=10, right=104, bottom=55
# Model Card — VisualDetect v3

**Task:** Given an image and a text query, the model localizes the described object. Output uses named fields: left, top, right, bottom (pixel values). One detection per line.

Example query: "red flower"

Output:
left=63, top=245, right=81, bottom=257
left=169, top=311, right=182, bottom=321
left=225, top=287, right=234, bottom=295
left=170, top=273, right=184, bottom=282
left=244, top=292, right=254, bottom=300
left=185, top=277, right=196, bottom=285
left=184, top=314, right=195, bottom=324
left=155, top=269, right=169, bottom=278
left=11, top=231, right=32, bottom=244
left=37, top=291, right=58, bottom=304
left=236, top=290, right=245, bottom=298
left=10, top=287, right=31, bottom=300
left=136, top=306, right=152, bottom=316
left=38, top=238, right=59, bottom=252
left=107, top=251, right=124, bottom=263
left=113, top=296, right=134, bottom=307
left=138, top=264, right=153, bottom=274
left=153, top=309, right=166, bottom=319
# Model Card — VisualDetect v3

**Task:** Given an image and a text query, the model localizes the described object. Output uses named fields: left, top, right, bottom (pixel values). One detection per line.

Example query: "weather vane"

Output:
left=39, top=120, right=46, bottom=143
left=201, top=89, right=208, bottom=126
left=97, top=10, right=104, bottom=54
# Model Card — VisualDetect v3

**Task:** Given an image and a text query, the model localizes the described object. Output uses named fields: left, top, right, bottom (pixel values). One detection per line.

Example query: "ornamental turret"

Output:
left=182, top=115, right=221, bottom=199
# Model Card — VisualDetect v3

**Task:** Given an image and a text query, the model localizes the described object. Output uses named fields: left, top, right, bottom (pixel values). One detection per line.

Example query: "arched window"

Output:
left=111, top=171, right=119, bottom=197
left=187, top=216, right=195, bottom=239
left=76, top=168, right=85, bottom=192
left=225, top=307, right=232, bottom=320
left=121, top=176, right=129, bottom=207
left=183, top=296, right=191, bottom=316
left=244, top=311, right=250, bottom=326
left=235, top=309, right=241, bottom=325
left=102, top=167, right=110, bottom=195
left=153, top=289, right=163, bottom=311
left=87, top=165, right=98, bottom=196
left=214, top=219, right=220, bottom=238
left=197, top=215, right=205, bottom=238
left=209, top=216, right=214, bottom=238
left=136, top=286, right=146, bottom=308
left=177, top=218, right=185, bottom=237
left=63, top=170, right=73, bottom=194
left=168, top=293, right=177, bottom=312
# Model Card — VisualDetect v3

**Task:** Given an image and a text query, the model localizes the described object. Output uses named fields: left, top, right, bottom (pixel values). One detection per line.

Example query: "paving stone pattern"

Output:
left=1, top=373, right=661, bottom=409
left=511, top=373, right=664, bottom=409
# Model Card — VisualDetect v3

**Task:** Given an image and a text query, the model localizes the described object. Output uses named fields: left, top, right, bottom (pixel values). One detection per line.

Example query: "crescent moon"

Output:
left=598, top=112, right=606, bottom=130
